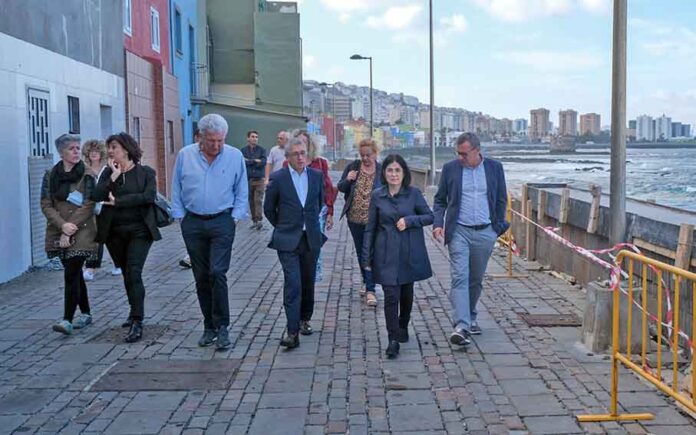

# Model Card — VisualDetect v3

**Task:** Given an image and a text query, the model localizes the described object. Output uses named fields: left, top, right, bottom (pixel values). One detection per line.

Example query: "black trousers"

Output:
left=181, top=212, right=235, bottom=330
left=85, top=243, right=104, bottom=269
left=382, top=283, right=414, bottom=342
left=106, top=226, right=153, bottom=322
left=61, top=256, right=90, bottom=321
left=277, top=233, right=318, bottom=335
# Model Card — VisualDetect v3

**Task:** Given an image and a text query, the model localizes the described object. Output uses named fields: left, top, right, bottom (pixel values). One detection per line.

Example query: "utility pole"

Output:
left=609, top=0, right=627, bottom=244
left=429, top=0, right=436, bottom=185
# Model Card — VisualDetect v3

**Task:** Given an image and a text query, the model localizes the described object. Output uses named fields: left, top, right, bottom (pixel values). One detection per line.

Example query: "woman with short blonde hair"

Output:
left=81, top=139, right=109, bottom=281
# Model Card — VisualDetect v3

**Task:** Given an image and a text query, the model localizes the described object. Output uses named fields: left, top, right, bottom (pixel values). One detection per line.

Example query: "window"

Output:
left=100, top=105, right=112, bottom=139
left=27, top=89, right=51, bottom=157
left=67, top=96, right=80, bottom=134
left=188, top=25, right=196, bottom=91
left=123, top=0, right=132, bottom=35
left=131, top=117, right=141, bottom=143
left=174, top=7, right=183, bottom=55
left=167, top=121, right=175, bottom=154
left=150, top=7, right=160, bottom=53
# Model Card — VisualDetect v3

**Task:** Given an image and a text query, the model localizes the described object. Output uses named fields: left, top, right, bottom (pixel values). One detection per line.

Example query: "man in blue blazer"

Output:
left=433, top=132, right=509, bottom=347
left=264, top=137, right=326, bottom=349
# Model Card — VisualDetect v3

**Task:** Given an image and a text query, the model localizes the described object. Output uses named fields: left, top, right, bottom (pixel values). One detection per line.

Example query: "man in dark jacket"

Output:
left=433, top=132, right=509, bottom=346
left=264, top=138, right=325, bottom=349
left=241, top=131, right=267, bottom=230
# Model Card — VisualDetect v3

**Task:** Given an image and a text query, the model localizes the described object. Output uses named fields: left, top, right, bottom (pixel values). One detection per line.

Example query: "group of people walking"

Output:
left=43, top=112, right=509, bottom=360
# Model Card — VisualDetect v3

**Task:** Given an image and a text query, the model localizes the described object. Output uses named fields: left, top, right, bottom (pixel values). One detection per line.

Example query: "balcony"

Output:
left=191, top=63, right=210, bottom=103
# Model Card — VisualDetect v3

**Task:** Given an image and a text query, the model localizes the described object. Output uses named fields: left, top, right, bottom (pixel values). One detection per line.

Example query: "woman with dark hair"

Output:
left=92, top=132, right=161, bottom=343
left=362, top=154, right=433, bottom=358
left=42, top=134, right=98, bottom=335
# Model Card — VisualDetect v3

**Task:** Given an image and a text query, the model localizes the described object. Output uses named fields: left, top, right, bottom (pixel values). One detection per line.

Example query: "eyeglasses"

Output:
left=289, top=151, right=307, bottom=157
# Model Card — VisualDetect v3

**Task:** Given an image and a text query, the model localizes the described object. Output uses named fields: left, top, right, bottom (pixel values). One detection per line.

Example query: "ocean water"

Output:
left=404, top=146, right=696, bottom=212
left=492, top=147, right=696, bottom=212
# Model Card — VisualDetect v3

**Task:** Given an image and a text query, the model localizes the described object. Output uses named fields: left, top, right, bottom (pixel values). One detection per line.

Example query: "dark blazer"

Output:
left=337, top=160, right=382, bottom=220
left=92, top=164, right=162, bottom=243
left=362, top=186, right=434, bottom=286
left=433, top=157, right=509, bottom=245
left=264, top=167, right=326, bottom=252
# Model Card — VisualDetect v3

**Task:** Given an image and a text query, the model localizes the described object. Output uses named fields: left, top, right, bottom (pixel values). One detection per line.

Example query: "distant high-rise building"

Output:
left=558, top=109, right=578, bottom=136
left=671, top=122, right=683, bottom=138
left=628, top=120, right=637, bottom=130
left=530, top=108, right=550, bottom=141
left=513, top=118, right=528, bottom=133
left=655, top=114, right=671, bottom=140
left=351, top=98, right=365, bottom=120
left=327, top=95, right=352, bottom=123
left=636, top=115, right=654, bottom=141
left=683, top=124, right=692, bottom=138
left=579, top=113, right=601, bottom=136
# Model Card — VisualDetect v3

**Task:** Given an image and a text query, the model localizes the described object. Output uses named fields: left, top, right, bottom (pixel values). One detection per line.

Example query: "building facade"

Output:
left=655, top=114, right=672, bottom=140
left=195, top=0, right=305, bottom=148
left=579, top=113, right=601, bottom=136
left=0, top=0, right=126, bottom=283
left=529, top=108, right=550, bottom=142
left=558, top=110, right=578, bottom=136
left=636, top=115, right=654, bottom=141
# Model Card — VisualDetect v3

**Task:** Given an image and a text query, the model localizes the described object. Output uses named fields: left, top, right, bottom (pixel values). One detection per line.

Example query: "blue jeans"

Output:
left=347, top=221, right=375, bottom=293
left=315, top=206, right=328, bottom=282
left=448, top=224, right=497, bottom=331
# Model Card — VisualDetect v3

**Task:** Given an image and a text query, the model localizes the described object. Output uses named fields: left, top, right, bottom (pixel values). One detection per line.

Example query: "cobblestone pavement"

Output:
left=1, top=199, right=695, bottom=434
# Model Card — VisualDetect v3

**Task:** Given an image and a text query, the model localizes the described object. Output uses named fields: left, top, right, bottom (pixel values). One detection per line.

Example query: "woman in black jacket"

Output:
left=92, top=132, right=161, bottom=343
left=363, top=154, right=433, bottom=358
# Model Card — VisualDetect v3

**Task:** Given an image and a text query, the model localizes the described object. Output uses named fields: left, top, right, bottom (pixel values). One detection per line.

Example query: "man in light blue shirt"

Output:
left=171, top=113, right=248, bottom=350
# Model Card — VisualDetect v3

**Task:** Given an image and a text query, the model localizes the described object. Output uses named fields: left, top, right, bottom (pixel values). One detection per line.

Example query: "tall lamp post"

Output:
left=319, top=82, right=338, bottom=161
left=609, top=0, right=627, bottom=244
left=350, top=54, right=373, bottom=137
left=428, top=0, right=436, bottom=186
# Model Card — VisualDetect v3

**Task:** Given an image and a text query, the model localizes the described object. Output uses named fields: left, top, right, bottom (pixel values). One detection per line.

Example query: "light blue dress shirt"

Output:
left=290, top=166, right=308, bottom=207
left=171, top=143, right=249, bottom=220
left=457, top=157, right=491, bottom=226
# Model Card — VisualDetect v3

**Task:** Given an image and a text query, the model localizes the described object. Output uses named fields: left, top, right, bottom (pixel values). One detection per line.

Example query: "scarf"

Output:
left=50, top=160, right=85, bottom=201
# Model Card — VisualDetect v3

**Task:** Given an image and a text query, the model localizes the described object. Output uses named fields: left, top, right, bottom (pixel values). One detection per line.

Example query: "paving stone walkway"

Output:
left=1, top=196, right=695, bottom=434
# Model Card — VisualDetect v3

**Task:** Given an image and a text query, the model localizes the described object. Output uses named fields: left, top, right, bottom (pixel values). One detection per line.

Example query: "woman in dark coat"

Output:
left=92, top=132, right=161, bottom=343
left=41, top=134, right=98, bottom=335
left=337, top=138, right=382, bottom=307
left=363, top=154, right=433, bottom=358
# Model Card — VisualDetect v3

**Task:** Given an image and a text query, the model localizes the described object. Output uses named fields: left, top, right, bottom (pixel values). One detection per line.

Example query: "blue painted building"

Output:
left=169, top=0, right=199, bottom=144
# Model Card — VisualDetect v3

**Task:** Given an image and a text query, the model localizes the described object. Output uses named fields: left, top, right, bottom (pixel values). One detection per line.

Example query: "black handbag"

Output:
left=154, top=192, right=174, bottom=227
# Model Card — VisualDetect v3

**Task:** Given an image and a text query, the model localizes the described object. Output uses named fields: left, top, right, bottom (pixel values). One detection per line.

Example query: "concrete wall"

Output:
left=202, top=104, right=306, bottom=150
left=0, top=33, right=125, bottom=283
left=169, top=0, right=199, bottom=144
left=207, top=0, right=256, bottom=84
left=0, top=0, right=125, bottom=77
left=254, top=11, right=302, bottom=116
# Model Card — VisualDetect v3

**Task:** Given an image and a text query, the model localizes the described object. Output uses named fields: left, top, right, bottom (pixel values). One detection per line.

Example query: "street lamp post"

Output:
left=609, top=0, right=627, bottom=244
left=428, top=0, right=436, bottom=186
left=350, top=54, right=373, bottom=137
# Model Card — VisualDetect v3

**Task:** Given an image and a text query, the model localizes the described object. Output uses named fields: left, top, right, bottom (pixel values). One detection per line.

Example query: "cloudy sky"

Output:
left=298, top=0, right=696, bottom=126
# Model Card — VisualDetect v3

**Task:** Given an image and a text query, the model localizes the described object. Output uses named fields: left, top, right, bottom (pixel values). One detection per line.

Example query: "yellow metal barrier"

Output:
left=490, top=193, right=527, bottom=279
left=577, top=250, right=696, bottom=422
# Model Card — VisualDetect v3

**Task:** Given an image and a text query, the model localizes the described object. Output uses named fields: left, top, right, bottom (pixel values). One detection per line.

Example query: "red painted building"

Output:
left=122, top=0, right=182, bottom=196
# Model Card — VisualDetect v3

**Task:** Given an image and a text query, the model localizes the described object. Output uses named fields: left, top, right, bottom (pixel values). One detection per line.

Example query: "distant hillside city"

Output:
left=303, top=80, right=694, bottom=152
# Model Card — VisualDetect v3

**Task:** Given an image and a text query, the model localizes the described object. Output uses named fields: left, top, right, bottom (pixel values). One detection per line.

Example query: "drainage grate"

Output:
left=520, top=313, right=581, bottom=327
left=87, top=325, right=169, bottom=344
left=89, top=359, right=241, bottom=391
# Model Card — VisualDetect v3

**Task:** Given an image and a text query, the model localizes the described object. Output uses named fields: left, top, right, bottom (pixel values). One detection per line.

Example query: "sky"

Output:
left=298, top=0, right=696, bottom=127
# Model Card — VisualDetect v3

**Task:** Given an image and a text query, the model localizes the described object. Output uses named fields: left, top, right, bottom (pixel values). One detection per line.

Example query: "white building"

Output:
left=0, top=6, right=126, bottom=283
left=655, top=114, right=672, bottom=141
left=636, top=115, right=654, bottom=141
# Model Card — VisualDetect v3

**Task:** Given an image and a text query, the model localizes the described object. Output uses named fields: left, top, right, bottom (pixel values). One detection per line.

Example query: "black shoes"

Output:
left=121, top=318, right=133, bottom=328
left=198, top=329, right=218, bottom=347
left=299, top=320, right=313, bottom=335
left=216, top=328, right=231, bottom=350
left=449, top=328, right=472, bottom=346
left=124, top=321, right=143, bottom=343
left=386, top=340, right=400, bottom=359
left=470, top=322, right=482, bottom=336
left=398, top=327, right=409, bottom=343
left=280, top=332, right=300, bottom=349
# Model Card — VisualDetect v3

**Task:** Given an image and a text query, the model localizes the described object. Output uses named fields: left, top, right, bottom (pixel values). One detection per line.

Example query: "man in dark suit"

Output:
left=264, top=137, right=325, bottom=349
left=433, top=132, right=509, bottom=346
